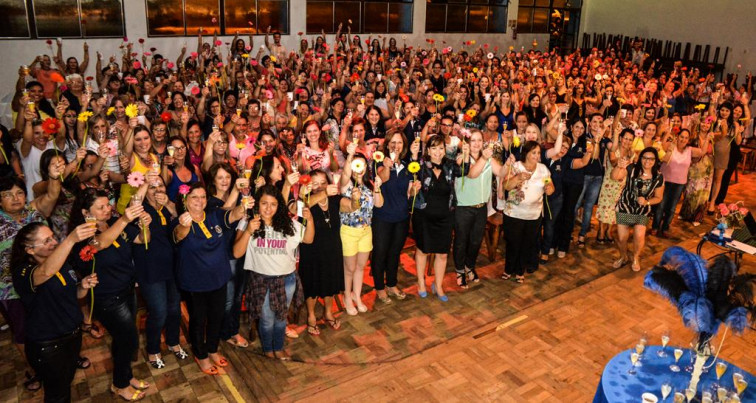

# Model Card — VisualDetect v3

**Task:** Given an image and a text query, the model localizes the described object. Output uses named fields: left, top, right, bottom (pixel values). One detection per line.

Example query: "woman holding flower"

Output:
left=338, top=143, right=383, bottom=314
left=172, top=182, right=251, bottom=375
left=370, top=132, right=419, bottom=304
left=69, top=187, right=152, bottom=401
left=163, top=136, right=201, bottom=203
left=133, top=176, right=189, bottom=369
left=117, top=124, right=160, bottom=214
left=9, top=221, right=99, bottom=402
left=301, top=120, right=339, bottom=173
left=412, top=135, right=490, bottom=300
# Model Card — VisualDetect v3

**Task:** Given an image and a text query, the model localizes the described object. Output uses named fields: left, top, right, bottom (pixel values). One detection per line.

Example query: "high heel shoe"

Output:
left=431, top=284, right=448, bottom=302
left=418, top=282, right=428, bottom=298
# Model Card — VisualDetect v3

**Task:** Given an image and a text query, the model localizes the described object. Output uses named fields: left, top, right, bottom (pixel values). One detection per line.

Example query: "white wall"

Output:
left=0, top=0, right=548, bottom=103
left=579, top=0, right=756, bottom=75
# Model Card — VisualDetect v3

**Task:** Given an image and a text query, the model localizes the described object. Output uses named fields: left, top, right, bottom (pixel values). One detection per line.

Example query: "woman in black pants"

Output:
left=69, top=188, right=152, bottom=401
left=10, top=222, right=99, bottom=402
left=554, top=120, right=594, bottom=259
left=372, top=132, right=419, bottom=303
left=172, top=183, right=250, bottom=375
left=501, top=141, right=554, bottom=283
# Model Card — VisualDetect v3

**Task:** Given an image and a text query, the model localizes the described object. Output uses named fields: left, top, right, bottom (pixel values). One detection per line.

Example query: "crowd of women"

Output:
left=0, top=30, right=752, bottom=401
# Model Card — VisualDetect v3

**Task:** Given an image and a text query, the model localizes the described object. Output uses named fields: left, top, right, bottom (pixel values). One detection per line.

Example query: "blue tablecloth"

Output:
left=593, top=346, right=755, bottom=403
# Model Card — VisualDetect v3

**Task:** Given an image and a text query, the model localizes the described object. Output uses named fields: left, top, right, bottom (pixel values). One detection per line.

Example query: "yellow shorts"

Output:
left=340, top=225, right=373, bottom=256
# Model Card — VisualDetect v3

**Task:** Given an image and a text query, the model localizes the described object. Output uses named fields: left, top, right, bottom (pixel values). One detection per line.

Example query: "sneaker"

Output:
left=548, top=248, right=555, bottom=256
left=557, top=251, right=566, bottom=259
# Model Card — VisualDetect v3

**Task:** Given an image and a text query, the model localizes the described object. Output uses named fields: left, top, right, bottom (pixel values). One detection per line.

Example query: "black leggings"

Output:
left=453, top=205, right=488, bottom=274
left=188, top=284, right=227, bottom=359
left=26, top=331, right=82, bottom=403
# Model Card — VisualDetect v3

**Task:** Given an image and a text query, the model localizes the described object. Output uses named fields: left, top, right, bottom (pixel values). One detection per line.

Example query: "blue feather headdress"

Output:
left=644, top=247, right=755, bottom=348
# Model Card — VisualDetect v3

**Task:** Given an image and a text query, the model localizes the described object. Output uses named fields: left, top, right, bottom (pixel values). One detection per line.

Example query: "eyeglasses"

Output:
left=28, top=237, right=56, bottom=249
left=441, top=123, right=453, bottom=127
left=641, top=156, right=656, bottom=161
left=173, top=145, right=186, bottom=151
left=1, top=190, right=25, bottom=200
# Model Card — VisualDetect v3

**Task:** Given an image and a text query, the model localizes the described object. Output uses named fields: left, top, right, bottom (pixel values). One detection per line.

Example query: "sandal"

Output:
left=456, top=272, right=468, bottom=289
left=515, top=276, right=525, bottom=284
left=149, top=356, right=165, bottom=369
left=577, top=237, right=586, bottom=248
left=77, top=356, right=91, bottom=369
left=194, top=357, right=219, bottom=375
left=325, top=318, right=341, bottom=330
left=273, top=351, right=292, bottom=361
left=285, top=327, right=299, bottom=338
left=23, top=371, right=41, bottom=392
left=130, top=379, right=150, bottom=390
left=307, top=318, right=320, bottom=336
left=226, top=334, right=249, bottom=348
left=170, top=346, right=189, bottom=360
left=467, top=268, right=480, bottom=283
left=612, top=257, right=629, bottom=269
left=632, top=259, right=642, bottom=272
left=81, top=322, right=104, bottom=339
left=376, top=292, right=392, bottom=304
left=209, top=355, right=228, bottom=367
left=501, top=273, right=512, bottom=280
left=386, top=288, right=406, bottom=300
left=110, top=385, right=145, bottom=401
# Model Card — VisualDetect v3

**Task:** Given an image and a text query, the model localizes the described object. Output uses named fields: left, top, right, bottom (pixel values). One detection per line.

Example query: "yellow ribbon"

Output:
left=55, top=272, right=66, bottom=286
left=157, top=207, right=167, bottom=225
left=195, top=213, right=213, bottom=239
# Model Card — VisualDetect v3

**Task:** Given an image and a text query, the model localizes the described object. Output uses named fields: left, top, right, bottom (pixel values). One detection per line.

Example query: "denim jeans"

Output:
left=220, top=259, right=248, bottom=340
left=576, top=175, right=604, bottom=237
left=94, top=292, right=138, bottom=389
left=652, top=182, right=686, bottom=232
left=259, top=272, right=296, bottom=353
left=140, top=279, right=182, bottom=355
left=541, top=192, right=564, bottom=255
left=26, top=331, right=81, bottom=403
left=188, top=285, right=227, bottom=360
left=453, top=205, right=488, bottom=274
left=371, top=217, right=409, bottom=290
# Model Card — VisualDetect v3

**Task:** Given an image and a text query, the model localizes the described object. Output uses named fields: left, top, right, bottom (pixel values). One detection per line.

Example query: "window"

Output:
left=0, top=0, right=125, bottom=39
left=306, top=0, right=412, bottom=34
left=425, top=0, right=507, bottom=33
left=517, top=0, right=580, bottom=34
left=146, top=0, right=289, bottom=37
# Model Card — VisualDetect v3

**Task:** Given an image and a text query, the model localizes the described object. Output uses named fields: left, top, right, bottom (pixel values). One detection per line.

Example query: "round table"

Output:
left=593, top=346, right=754, bottom=403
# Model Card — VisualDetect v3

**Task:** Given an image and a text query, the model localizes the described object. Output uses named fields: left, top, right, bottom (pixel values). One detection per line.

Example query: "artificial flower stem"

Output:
left=88, top=257, right=95, bottom=322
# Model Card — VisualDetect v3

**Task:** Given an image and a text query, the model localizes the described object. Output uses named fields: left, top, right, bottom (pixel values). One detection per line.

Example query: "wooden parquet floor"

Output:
left=1, top=173, right=754, bottom=402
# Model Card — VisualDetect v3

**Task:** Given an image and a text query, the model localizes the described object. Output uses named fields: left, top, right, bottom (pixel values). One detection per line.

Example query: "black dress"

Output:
left=299, top=196, right=345, bottom=299
left=412, top=160, right=459, bottom=254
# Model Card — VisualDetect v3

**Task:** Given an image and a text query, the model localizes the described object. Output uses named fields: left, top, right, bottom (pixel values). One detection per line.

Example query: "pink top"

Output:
left=660, top=146, right=691, bottom=185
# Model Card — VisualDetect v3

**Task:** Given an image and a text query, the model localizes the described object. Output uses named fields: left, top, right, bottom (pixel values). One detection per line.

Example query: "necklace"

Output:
left=319, top=200, right=331, bottom=227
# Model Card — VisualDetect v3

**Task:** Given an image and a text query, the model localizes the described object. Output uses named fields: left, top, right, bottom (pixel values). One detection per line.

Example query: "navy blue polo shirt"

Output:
left=72, top=218, right=140, bottom=301
left=172, top=209, right=234, bottom=293
left=373, top=160, right=412, bottom=223
left=542, top=151, right=566, bottom=197
left=133, top=204, right=175, bottom=285
left=583, top=131, right=612, bottom=177
left=563, top=137, right=587, bottom=185
left=14, top=262, right=84, bottom=342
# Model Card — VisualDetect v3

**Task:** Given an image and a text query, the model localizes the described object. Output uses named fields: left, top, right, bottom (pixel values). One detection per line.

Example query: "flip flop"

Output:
left=325, top=319, right=341, bottom=330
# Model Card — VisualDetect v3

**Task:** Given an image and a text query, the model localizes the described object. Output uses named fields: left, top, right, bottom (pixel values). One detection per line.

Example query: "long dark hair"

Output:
left=717, top=101, right=735, bottom=128
left=68, top=188, right=110, bottom=234
left=250, top=155, right=280, bottom=186
left=631, top=147, right=661, bottom=180
left=253, top=185, right=294, bottom=238
left=170, top=136, right=194, bottom=168
left=39, top=149, right=79, bottom=190
left=9, top=222, right=47, bottom=273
